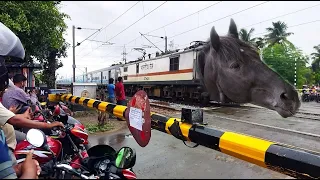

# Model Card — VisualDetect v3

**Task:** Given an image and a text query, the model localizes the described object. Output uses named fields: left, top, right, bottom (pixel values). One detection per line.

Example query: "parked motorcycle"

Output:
left=21, top=128, right=137, bottom=179
left=301, top=89, right=310, bottom=102
left=14, top=103, right=90, bottom=178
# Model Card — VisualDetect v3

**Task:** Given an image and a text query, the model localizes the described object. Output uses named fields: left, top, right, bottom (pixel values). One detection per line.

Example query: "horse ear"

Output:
left=210, top=26, right=220, bottom=51
left=228, top=18, right=239, bottom=39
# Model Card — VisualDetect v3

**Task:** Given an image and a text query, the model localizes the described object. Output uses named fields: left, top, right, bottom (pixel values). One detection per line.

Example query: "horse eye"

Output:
left=230, top=63, right=240, bottom=69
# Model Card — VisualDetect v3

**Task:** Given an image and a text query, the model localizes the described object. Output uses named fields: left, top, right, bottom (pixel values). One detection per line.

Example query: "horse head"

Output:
left=196, top=19, right=300, bottom=118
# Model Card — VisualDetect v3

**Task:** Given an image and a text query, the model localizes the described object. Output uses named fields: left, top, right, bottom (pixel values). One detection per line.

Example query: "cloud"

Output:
left=57, top=1, right=320, bottom=78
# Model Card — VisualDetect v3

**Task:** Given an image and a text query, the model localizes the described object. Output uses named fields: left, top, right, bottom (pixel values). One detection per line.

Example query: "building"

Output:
left=6, top=61, right=41, bottom=87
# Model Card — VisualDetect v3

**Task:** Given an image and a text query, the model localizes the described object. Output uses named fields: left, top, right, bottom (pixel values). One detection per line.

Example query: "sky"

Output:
left=56, top=1, right=320, bottom=80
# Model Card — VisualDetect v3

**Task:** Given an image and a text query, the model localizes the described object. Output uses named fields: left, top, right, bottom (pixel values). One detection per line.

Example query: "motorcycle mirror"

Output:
left=124, top=90, right=151, bottom=147
left=26, top=129, right=47, bottom=148
left=115, top=147, right=136, bottom=169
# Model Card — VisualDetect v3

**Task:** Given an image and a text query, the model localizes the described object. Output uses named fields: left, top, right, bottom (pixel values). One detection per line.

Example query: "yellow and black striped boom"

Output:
left=48, top=94, right=320, bottom=179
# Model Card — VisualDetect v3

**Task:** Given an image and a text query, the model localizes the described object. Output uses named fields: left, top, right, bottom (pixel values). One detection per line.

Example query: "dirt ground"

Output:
left=74, top=110, right=128, bottom=135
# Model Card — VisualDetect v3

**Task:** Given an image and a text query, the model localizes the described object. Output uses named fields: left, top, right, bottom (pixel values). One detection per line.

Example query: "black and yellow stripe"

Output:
left=48, top=94, right=320, bottom=179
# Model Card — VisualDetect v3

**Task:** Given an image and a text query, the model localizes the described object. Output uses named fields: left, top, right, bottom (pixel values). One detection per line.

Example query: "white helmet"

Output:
left=0, top=22, right=25, bottom=91
left=0, top=22, right=25, bottom=58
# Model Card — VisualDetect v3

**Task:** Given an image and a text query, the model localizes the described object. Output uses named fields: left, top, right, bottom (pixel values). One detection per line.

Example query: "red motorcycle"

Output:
left=14, top=103, right=90, bottom=178
left=19, top=128, right=137, bottom=179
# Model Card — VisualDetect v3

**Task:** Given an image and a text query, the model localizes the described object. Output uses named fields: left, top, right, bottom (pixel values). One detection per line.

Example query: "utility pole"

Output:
left=85, top=67, right=88, bottom=82
left=164, top=36, right=167, bottom=53
left=71, top=26, right=104, bottom=84
left=121, top=45, right=127, bottom=64
left=294, top=58, right=297, bottom=88
left=72, top=25, right=76, bottom=83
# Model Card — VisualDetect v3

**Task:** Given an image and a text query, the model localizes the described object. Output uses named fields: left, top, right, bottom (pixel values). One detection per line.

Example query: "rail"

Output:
left=48, top=93, right=320, bottom=179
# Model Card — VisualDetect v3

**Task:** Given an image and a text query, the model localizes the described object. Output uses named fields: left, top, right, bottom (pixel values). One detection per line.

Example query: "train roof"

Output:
left=87, top=64, right=122, bottom=74
left=124, top=42, right=206, bottom=66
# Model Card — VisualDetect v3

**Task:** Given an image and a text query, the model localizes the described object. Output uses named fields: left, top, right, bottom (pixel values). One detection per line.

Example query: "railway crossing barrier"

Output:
left=48, top=93, right=320, bottom=179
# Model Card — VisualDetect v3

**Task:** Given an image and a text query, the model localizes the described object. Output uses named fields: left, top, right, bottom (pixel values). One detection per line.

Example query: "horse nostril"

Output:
left=280, top=93, right=290, bottom=101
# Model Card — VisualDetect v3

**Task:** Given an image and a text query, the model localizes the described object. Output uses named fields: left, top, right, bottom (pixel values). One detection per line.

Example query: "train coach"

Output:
left=120, top=43, right=208, bottom=103
left=56, top=42, right=210, bottom=103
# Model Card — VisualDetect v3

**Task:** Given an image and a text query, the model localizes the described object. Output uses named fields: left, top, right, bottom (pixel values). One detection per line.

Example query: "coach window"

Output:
left=124, top=75, right=128, bottom=80
left=124, top=67, right=128, bottom=72
left=136, top=64, right=139, bottom=74
left=170, top=57, right=179, bottom=71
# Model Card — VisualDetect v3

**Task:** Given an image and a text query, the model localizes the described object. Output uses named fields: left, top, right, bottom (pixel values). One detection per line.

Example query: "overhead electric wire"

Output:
left=79, top=1, right=167, bottom=59
left=140, top=32, right=163, bottom=53
left=76, top=1, right=140, bottom=56
left=242, top=3, right=320, bottom=28
left=253, top=19, right=320, bottom=36
left=125, top=1, right=223, bottom=46
left=153, top=18, right=320, bottom=56
left=152, top=1, right=270, bottom=45
left=77, top=1, right=320, bottom=72
left=150, top=3, right=320, bottom=50
left=77, top=29, right=102, bottom=46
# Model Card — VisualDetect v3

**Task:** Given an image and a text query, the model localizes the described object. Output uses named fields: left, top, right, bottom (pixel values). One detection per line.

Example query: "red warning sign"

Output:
left=124, top=90, right=151, bottom=147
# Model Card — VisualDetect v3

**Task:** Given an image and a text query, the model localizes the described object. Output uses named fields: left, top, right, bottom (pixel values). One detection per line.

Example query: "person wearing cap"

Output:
left=2, top=74, right=31, bottom=114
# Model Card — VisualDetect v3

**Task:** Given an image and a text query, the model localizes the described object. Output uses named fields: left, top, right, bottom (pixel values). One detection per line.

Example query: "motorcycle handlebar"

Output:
left=55, top=164, right=91, bottom=179
left=55, top=163, right=118, bottom=179
left=52, top=125, right=65, bottom=132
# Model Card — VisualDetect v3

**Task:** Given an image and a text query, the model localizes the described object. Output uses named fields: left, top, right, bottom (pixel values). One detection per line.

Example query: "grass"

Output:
left=84, top=122, right=114, bottom=134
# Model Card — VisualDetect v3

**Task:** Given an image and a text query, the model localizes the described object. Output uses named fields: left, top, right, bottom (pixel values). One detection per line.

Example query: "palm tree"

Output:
left=311, top=45, right=320, bottom=72
left=253, top=37, right=266, bottom=49
left=239, top=28, right=256, bottom=45
left=264, top=21, right=294, bottom=47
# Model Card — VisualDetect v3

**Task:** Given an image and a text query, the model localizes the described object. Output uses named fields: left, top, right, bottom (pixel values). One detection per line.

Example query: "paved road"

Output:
left=87, top=102, right=320, bottom=179
left=89, top=129, right=291, bottom=179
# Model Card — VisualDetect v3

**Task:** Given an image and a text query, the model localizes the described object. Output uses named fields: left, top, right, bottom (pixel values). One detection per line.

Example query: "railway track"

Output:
left=147, top=97, right=320, bottom=120
left=128, top=95, right=320, bottom=124
left=148, top=99, right=320, bottom=140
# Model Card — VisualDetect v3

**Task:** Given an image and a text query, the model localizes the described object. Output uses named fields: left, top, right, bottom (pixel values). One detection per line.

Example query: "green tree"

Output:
left=0, top=1, right=70, bottom=88
left=310, top=45, right=320, bottom=85
left=263, top=43, right=310, bottom=88
left=264, top=21, right=294, bottom=47
left=311, top=45, right=320, bottom=72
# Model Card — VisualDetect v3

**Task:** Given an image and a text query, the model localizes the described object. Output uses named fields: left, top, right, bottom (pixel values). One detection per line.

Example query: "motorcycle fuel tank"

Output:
left=15, top=136, right=62, bottom=164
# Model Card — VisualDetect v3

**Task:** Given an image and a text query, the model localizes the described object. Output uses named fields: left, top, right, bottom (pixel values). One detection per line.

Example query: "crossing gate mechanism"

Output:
left=48, top=91, right=320, bottom=179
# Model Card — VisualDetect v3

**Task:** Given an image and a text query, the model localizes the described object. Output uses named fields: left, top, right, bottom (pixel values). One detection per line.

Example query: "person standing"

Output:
left=106, top=78, right=117, bottom=119
left=107, top=78, right=116, bottom=104
left=115, top=77, right=126, bottom=106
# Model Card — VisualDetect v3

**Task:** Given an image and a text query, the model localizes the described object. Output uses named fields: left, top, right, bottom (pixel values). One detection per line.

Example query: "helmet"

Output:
left=0, top=22, right=25, bottom=91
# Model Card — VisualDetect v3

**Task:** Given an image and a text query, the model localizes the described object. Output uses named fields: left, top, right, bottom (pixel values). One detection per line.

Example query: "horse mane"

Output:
left=201, top=36, right=259, bottom=63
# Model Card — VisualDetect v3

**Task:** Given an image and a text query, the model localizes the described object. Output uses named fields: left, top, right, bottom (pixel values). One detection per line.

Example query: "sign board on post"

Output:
left=72, top=83, right=97, bottom=99
left=125, top=90, right=151, bottom=147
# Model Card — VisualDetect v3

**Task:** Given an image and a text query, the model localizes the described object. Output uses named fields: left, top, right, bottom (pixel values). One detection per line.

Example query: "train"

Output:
left=56, top=41, right=210, bottom=103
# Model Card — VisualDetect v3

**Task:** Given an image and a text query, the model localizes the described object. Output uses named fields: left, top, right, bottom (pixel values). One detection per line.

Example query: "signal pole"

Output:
left=294, top=58, right=297, bottom=88
left=72, top=25, right=76, bottom=83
